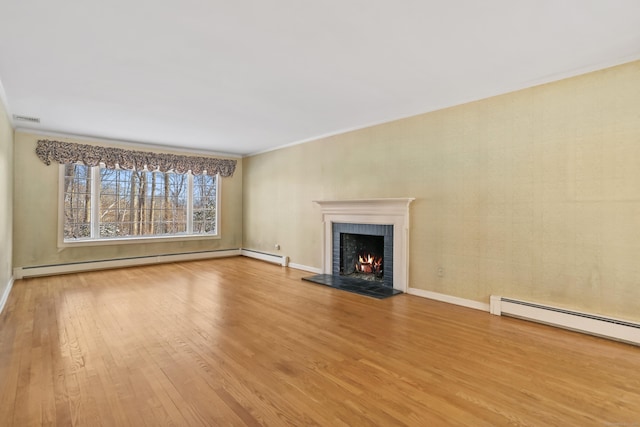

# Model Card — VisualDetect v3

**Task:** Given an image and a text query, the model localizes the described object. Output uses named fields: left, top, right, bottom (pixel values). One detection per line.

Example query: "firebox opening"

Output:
left=339, top=233, right=384, bottom=282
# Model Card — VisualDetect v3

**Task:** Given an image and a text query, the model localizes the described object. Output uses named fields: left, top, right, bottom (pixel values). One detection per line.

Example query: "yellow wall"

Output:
left=0, top=97, right=13, bottom=296
left=13, top=131, right=243, bottom=268
left=244, top=60, right=640, bottom=322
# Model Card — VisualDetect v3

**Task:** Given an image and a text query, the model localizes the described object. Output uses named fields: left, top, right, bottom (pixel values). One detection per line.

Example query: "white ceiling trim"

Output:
left=248, top=52, right=640, bottom=157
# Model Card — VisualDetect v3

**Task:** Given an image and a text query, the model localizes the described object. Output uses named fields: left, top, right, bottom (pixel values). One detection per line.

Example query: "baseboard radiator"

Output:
left=14, top=249, right=241, bottom=279
left=490, top=296, right=640, bottom=346
left=240, top=249, right=289, bottom=267
left=13, top=249, right=289, bottom=279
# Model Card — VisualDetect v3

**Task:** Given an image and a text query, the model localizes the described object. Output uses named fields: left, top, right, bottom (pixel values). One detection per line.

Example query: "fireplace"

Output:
left=315, top=198, right=414, bottom=292
left=333, top=223, right=394, bottom=288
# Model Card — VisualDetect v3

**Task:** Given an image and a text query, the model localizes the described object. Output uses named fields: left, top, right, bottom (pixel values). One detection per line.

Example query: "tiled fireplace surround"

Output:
left=315, top=198, right=414, bottom=292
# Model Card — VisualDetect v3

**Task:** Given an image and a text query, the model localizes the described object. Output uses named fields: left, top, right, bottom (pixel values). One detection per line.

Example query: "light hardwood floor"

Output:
left=1, top=257, right=639, bottom=426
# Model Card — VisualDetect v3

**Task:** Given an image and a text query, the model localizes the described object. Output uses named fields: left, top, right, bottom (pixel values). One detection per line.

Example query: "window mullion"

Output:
left=187, top=173, right=193, bottom=234
left=91, top=166, right=101, bottom=239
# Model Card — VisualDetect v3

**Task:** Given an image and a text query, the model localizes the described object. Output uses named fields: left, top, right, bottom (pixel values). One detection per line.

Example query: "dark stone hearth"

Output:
left=302, top=274, right=402, bottom=299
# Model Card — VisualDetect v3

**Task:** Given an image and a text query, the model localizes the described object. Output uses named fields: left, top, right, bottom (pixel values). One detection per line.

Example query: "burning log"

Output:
left=355, top=253, right=382, bottom=275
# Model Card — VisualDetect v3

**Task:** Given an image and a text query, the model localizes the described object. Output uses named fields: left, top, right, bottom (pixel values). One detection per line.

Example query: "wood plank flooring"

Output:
left=1, top=256, right=639, bottom=426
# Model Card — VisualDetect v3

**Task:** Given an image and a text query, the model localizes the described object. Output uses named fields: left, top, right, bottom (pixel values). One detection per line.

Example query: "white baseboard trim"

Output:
left=288, top=263, right=322, bottom=274
left=240, top=249, right=288, bottom=267
left=0, top=276, right=15, bottom=314
left=14, top=249, right=241, bottom=279
left=407, top=288, right=490, bottom=312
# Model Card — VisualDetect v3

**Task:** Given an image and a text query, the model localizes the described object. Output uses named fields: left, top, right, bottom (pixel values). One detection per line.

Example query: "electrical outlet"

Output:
left=437, top=266, right=444, bottom=277
left=275, top=244, right=280, bottom=250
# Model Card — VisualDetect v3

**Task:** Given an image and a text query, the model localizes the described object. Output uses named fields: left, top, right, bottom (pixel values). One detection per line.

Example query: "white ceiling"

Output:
left=1, top=1, right=640, bottom=156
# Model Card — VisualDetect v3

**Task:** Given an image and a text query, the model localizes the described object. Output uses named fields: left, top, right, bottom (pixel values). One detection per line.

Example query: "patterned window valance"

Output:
left=35, top=139, right=237, bottom=177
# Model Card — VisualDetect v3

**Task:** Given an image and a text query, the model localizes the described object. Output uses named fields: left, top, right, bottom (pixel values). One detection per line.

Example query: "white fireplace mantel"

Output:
left=314, top=198, right=415, bottom=292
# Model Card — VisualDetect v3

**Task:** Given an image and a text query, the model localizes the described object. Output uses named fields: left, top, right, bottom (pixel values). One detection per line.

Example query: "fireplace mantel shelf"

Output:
left=314, top=198, right=415, bottom=203
left=314, top=198, right=415, bottom=216
left=314, top=198, right=415, bottom=206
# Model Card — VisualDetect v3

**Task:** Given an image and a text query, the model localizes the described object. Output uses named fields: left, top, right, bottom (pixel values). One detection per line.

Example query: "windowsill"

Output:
left=58, top=233, right=221, bottom=248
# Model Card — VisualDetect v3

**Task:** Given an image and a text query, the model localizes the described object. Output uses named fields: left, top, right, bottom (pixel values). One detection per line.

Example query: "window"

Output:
left=61, top=164, right=218, bottom=243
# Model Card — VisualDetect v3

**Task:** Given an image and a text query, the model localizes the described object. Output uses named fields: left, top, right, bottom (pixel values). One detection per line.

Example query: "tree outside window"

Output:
left=63, top=164, right=218, bottom=241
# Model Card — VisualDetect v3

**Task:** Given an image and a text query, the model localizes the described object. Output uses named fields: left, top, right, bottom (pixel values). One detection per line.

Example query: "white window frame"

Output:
left=58, top=164, right=221, bottom=247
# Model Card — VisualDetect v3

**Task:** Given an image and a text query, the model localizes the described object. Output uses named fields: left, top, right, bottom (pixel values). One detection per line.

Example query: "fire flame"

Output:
left=355, top=253, right=382, bottom=274
left=358, top=254, right=375, bottom=265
